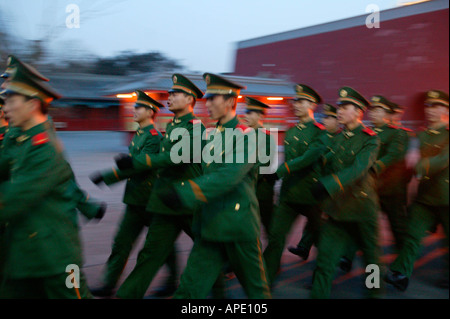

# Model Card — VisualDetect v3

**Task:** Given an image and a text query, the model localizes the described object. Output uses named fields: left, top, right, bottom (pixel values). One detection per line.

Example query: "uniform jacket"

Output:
left=132, top=112, right=205, bottom=216
left=174, top=116, right=261, bottom=242
left=414, top=125, right=449, bottom=206
left=319, top=124, right=380, bottom=221
left=101, top=124, right=161, bottom=206
left=0, top=121, right=84, bottom=278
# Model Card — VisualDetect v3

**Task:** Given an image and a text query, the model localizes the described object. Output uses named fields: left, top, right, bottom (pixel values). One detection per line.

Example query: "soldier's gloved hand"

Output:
left=312, top=181, right=329, bottom=201
left=115, top=153, right=134, bottom=170
left=94, top=202, right=107, bottom=220
left=89, top=171, right=104, bottom=186
left=157, top=185, right=183, bottom=210
left=276, top=162, right=289, bottom=179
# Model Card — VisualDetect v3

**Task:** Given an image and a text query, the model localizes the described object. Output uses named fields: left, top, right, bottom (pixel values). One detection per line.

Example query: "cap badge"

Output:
left=429, top=91, right=439, bottom=98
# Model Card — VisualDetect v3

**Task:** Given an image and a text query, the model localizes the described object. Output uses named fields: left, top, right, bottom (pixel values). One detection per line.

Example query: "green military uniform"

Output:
left=388, top=90, right=449, bottom=287
left=310, top=87, right=381, bottom=299
left=0, top=125, right=6, bottom=149
left=115, top=74, right=211, bottom=299
left=0, top=98, right=6, bottom=282
left=291, top=104, right=342, bottom=257
left=342, top=96, right=410, bottom=265
left=371, top=96, right=409, bottom=251
left=264, top=84, right=326, bottom=284
left=92, top=90, right=179, bottom=293
left=170, top=73, right=271, bottom=299
left=0, top=61, right=91, bottom=299
left=1, top=57, right=105, bottom=222
left=245, top=97, right=277, bottom=236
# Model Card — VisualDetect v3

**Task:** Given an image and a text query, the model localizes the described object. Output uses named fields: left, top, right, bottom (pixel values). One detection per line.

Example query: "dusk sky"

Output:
left=1, top=0, right=408, bottom=73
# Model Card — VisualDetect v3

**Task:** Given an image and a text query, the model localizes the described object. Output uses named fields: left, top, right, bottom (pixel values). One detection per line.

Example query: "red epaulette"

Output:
left=261, top=128, right=271, bottom=135
left=236, top=124, right=252, bottom=133
left=189, top=119, right=202, bottom=124
left=314, top=122, right=325, bottom=130
left=0, top=133, right=4, bottom=141
left=362, top=127, right=376, bottom=136
left=150, top=128, right=159, bottom=136
left=388, top=124, right=399, bottom=129
left=32, top=132, right=49, bottom=146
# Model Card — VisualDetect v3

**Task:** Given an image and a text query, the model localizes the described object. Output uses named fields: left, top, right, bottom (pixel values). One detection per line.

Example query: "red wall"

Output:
left=234, top=9, right=449, bottom=126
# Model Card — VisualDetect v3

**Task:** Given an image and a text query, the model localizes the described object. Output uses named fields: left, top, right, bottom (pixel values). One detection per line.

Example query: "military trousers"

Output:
left=115, top=214, right=192, bottom=299
left=310, top=217, right=383, bottom=299
left=263, top=201, right=322, bottom=284
left=0, top=272, right=92, bottom=299
left=102, top=204, right=177, bottom=289
left=342, top=193, right=408, bottom=261
left=258, top=198, right=275, bottom=238
left=390, top=202, right=449, bottom=278
left=295, top=216, right=325, bottom=252
left=173, top=237, right=271, bottom=299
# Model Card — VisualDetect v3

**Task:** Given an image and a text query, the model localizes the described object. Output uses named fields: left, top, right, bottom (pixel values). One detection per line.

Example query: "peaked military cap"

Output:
left=2, top=60, right=61, bottom=104
left=294, top=84, right=322, bottom=104
left=322, top=103, right=337, bottom=117
left=425, top=90, right=449, bottom=107
left=370, top=95, right=395, bottom=113
left=203, top=73, right=246, bottom=98
left=245, top=96, right=270, bottom=114
left=169, top=74, right=204, bottom=99
left=134, top=90, right=164, bottom=112
left=1, top=55, right=49, bottom=81
left=391, top=103, right=405, bottom=113
left=337, top=86, right=370, bottom=111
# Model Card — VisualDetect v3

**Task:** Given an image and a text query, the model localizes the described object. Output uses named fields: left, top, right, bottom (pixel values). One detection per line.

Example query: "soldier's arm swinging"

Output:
left=372, top=130, right=406, bottom=175
left=319, top=136, right=380, bottom=198
left=101, top=135, right=161, bottom=185
left=416, top=143, right=449, bottom=178
left=0, top=144, right=72, bottom=222
left=174, top=130, right=256, bottom=209
left=276, top=133, right=327, bottom=177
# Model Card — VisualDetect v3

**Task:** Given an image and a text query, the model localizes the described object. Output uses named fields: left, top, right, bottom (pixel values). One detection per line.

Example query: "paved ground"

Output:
left=58, top=131, right=449, bottom=299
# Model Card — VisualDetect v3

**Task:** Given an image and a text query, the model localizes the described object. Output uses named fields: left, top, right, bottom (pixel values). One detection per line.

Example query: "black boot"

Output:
left=152, top=281, right=177, bottom=297
left=384, top=270, right=409, bottom=292
left=90, top=285, right=114, bottom=297
left=287, top=246, right=309, bottom=261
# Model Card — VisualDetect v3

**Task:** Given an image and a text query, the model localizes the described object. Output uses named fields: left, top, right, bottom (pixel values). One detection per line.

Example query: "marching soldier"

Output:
left=288, top=103, right=341, bottom=260
left=0, top=59, right=92, bottom=298
left=264, top=84, right=326, bottom=283
left=339, top=96, right=410, bottom=273
left=0, top=55, right=107, bottom=223
left=158, top=73, right=271, bottom=299
left=244, top=97, right=277, bottom=236
left=113, top=74, right=220, bottom=299
left=88, top=90, right=178, bottom=297
left=309, top=87, right=381, bottom=299
left=385, top=90, right=449, bottom=291
left=0, top=96, right=6, bottom=285
left=0, top=97, right=6, bottom=146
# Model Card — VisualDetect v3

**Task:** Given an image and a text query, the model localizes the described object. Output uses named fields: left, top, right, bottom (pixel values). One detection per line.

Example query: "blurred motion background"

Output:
left=0, top=0, right=448, bottom=138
